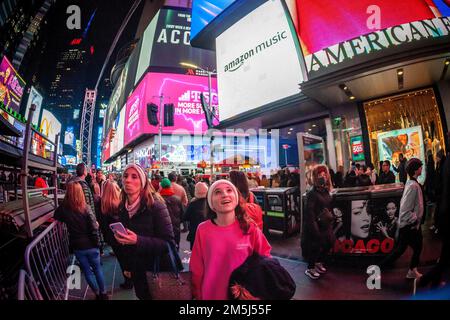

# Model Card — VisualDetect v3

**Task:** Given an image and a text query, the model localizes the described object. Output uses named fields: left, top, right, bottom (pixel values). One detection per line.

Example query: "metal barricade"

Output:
left=23, top=221, right=70, bottom=300
left=17, top=269, right=43, bottom=300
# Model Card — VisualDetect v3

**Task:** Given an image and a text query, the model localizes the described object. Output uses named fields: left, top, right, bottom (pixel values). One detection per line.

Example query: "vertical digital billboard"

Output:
left=215, top=0, right=305, bottom=122
left=124, top=72, right=219, bottom=146
left=0, top=56, right=26, bottom=112
left=64, top=126, right=75, bottom=147
left=40, top=109, right=62, bottom=144
left=25, top=86, right=43, bottom=126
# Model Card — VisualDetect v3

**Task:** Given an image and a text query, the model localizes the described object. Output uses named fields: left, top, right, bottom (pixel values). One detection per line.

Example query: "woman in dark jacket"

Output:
left=114, top=164, right=178, bottom=300
left=97, top=180, right=133, bottom=289
left=183, top=182, right=209, bottom=250
left=54, top=181, right=108, bottom=299
left=159, top=178, right=184, bottom=250
left=302, top=165, right=334, bottom=280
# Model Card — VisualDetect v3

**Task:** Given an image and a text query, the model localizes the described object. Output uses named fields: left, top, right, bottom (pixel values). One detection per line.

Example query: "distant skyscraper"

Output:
left=0, top=0, right=47, bottom=62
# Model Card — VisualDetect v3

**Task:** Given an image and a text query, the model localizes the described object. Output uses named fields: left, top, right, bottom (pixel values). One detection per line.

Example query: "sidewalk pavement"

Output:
left=69, top=215, right=445, bottom=300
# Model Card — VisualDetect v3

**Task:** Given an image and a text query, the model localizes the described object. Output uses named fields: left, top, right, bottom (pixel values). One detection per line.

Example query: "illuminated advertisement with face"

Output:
left=287, top=0, right=450, bottom=75
left=377, top=126, right=426, bottom=184
left=124, top=72, right=218, bottom=146
left=332, top=194, right=402, bottom=255
left=0, top=56, right=26, bottom=112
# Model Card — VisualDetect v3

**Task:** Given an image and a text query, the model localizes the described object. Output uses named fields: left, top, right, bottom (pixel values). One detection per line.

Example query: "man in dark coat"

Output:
left=377, top=160, right=396, bottom=185
left=159, top=178, right=184, bottom=250
left=393, top=153, right=408, bottom=184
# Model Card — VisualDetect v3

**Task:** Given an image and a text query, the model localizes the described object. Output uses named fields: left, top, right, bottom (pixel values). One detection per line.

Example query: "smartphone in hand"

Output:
left=109, top=222, right=127, bottom=235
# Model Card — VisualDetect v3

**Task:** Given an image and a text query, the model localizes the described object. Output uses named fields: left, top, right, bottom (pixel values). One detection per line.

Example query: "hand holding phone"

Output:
left=110, top=222, right=127, bottom=235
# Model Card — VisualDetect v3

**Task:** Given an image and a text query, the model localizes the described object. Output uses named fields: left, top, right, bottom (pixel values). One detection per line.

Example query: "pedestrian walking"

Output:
left=159, top=178, right=184, bottom=250
left=114, top=164, right=178, bottom=300
left=377, top=160, right=396, bottom=185
left=381, top=158, right=424, bottom=279
left=183, top=182, right=209, bottom=250
left=302, top=165, right=334, bottom=280
left=54, top=182, right=108, bottom=299
left=393, top=153, right=408, bottom=185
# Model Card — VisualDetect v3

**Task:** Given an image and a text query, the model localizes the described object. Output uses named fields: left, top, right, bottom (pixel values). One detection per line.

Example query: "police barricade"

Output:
left=22, top=221, right=71, bottom=300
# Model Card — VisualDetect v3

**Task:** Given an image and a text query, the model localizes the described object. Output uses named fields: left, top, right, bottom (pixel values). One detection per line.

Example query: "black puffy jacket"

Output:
left=118, top=199, right=178, bottom=273
left=161, top=195, right=184, bottom=247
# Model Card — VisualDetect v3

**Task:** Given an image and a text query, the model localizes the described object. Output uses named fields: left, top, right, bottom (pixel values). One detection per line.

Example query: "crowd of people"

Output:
left=302, top=148, right=450, bottom=288
left=53, top=163, right=271, bottom=300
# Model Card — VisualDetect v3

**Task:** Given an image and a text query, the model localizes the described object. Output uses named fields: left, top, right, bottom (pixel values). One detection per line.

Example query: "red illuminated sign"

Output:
left=70, top=38, right=82, bottom=45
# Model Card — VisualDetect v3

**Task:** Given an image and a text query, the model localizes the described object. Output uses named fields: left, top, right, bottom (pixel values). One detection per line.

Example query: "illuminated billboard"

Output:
left=40, top=109, right=62, bottom=144
left=288, top=0, right=450, bottom=75
left=25, top=86, right=43, bottom=126
left=135, top=6, right=216, bottom=85
left=216, top=0, right=305, bottom=122
left=191, top=0, right=238, bottom=40
left=110, top=107, right=125, bottom=157
left=0, top=56, right=26, bottom=112
left=124, top=72, right=218, bottom=146
left=64, top=126, right=75, bottom=147
left=377, top=126, right=426, bottom=184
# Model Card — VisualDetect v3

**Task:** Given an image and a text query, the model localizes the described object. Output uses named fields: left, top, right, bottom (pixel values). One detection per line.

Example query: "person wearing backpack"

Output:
left=229, top=170, right=263, bottom=230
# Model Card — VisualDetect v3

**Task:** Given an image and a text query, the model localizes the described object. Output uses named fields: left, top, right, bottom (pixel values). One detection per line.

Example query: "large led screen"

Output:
left=124, top=72, right=218, bottom=146
left=191, top=0, right=238, bottom=40
left=135, top=6, right=216, bottom=86
left=40, top=109, right=62, bottom=144
left=288, top=0, right=450, bottom=75
left=215, top=0, right=305, bottom=122
left=0, top=56, right=25, bottom=112
left=377, top=126, right=426, bottom=184
left=25, top=86, right=43, bottom=126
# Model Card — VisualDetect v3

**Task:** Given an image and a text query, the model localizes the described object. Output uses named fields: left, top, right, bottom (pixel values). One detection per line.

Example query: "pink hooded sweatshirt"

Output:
left=190, top=219, right=272, bottom=300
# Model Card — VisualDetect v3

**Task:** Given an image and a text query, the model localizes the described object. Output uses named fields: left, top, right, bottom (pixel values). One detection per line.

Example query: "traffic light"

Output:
left=164, top=103, right=174, bottom=126
left=200, top=93, right=213, bottom=128
left=147, top=103, right=159, bottom=126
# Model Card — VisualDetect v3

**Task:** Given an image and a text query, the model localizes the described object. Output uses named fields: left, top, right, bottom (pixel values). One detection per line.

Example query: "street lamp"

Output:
left=180, top=62, right=218, bottom=177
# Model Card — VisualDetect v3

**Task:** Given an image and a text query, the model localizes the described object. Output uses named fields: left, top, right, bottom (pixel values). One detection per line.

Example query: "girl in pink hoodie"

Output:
left=189, top=180, right=271, bottom=300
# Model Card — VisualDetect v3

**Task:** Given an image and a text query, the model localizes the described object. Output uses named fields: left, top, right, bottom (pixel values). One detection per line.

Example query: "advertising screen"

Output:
left=40, top=109, right=62, bottom=144
left=124, top=72, right=218, bottom=146
left=297, top=133, right=326, bottom=193
left=25, top=86, right=43, bottom=126
left=191, top=0, right=238, bottom=40
left=377, top=126, right=426, bottom=184
left=64, top=126, right=75, bottom=147
left=350, top=135, right=365, bottom=162
left=215, top=0, right=305, bottom=122
left=65, top=155, right=77, bottom=165
left=332, top=196, right=401, bottom=255
left=288, top=0, right=450, bottom=75
left=110, top=107, right=125, bottom=157
left=0, top=56, right=26, bottom=112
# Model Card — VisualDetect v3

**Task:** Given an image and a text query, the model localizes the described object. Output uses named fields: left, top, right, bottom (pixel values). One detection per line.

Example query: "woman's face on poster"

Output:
left=386, top=202, right=397, bottom=220
left=351, top=200, right=371, bottom=239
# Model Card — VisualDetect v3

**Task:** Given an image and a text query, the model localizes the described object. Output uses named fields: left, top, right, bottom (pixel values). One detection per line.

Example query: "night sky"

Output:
left=39, top=0, right=142, bottom=95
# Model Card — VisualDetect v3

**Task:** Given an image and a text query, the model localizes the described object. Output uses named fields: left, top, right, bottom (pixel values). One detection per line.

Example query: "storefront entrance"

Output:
left=363, top=88, right=446, bottom=183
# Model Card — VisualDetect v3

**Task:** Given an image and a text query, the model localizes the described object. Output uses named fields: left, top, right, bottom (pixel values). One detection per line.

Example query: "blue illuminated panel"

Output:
left=191, top=0, right=238, bottom=40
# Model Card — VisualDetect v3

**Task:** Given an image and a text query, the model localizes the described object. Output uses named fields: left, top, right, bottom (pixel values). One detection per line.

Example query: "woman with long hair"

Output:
left=302, top=164, right=334, bottom=280
left=113, top=164, right=177, bottom=300
left=54, top=182, right=108, bottom=299
left=190, top=180, right=271, bottom=300
left=98, top=180, right=133, bottom=289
